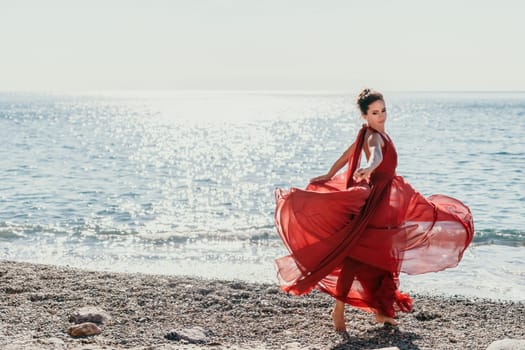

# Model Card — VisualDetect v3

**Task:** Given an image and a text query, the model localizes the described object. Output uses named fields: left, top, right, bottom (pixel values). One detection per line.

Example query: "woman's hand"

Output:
left=353, top=167, right=372, bottom=182
left=310, top=174, right=332, bottom=183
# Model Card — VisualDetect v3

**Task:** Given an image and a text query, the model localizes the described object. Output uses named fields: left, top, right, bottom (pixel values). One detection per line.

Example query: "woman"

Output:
left=274, top=88, right=474, bottom=330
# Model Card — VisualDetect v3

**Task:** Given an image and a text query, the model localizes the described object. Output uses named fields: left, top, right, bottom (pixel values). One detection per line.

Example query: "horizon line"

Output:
left=1, top=88, right=525, bottom=95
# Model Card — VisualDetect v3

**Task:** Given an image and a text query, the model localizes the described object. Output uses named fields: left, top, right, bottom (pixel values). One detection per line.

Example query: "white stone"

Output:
left=69, top=306, right=111, bottom=324
left=165, top=326, right=210, bottom=344
left=487, top=339, right=525, bottom=350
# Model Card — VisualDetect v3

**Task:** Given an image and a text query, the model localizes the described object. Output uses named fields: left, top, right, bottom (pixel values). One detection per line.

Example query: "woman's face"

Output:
left=364, top=100, right=387, bottom=129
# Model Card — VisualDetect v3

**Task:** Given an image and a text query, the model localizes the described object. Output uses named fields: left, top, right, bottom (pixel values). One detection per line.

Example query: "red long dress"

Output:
left=274, top=125, right=474, bottom=317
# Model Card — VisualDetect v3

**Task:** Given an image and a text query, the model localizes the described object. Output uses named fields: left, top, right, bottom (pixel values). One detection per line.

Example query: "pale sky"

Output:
left=0, top=0, right=524, bottom=92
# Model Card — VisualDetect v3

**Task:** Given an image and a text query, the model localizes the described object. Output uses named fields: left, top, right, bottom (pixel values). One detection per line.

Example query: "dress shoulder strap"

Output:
left=345, top=125, right=368, bottom=188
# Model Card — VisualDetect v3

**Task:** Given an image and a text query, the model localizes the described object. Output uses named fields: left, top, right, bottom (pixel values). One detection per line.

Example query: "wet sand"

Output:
left=0, top=260, right=523, bottom=349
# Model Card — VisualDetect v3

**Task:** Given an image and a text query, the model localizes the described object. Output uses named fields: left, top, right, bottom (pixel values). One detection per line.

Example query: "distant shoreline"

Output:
left=1, top=259, right=523, bottom=349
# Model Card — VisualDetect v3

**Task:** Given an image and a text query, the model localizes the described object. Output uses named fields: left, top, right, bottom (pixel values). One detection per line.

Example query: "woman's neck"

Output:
left=367, top=123, right=386, bottom=134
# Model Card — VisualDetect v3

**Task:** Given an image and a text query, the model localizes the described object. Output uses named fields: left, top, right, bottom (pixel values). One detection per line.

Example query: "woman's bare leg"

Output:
left=331, top=300, right=347, bottom=331
left=333, top=258, right=359, bottom=331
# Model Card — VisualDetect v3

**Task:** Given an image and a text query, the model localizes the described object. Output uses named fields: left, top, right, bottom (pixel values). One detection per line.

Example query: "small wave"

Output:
left=0, top=221, right=64, bottom=240
left=136, top=228, right=278, bottom=245
left=489, top=151, right=524, bottom=156
left=0, top=221, right=136, bottom=242
left=473, top=229, right=525, bottom=247
left=0, top=221, right=278, bottom=246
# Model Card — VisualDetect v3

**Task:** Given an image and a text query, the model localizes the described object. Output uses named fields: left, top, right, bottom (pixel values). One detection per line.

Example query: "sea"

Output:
left=1, top=91, right=523, bottom=301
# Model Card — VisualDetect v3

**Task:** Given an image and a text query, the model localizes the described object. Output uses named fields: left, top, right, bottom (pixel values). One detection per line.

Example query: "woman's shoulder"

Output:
left=364, top=128, right=383, bottom=140
left=364, top=127, right=388, bottom=147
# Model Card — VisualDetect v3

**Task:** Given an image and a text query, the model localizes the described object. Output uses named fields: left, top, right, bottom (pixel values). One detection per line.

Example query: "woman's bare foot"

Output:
left=375, top=313, right=399, bottom=326
left=331, top=300, right=346, bottom=331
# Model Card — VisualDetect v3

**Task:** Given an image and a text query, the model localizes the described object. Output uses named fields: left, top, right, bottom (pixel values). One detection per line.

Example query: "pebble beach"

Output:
left=0, top=260, right=523, bottom=350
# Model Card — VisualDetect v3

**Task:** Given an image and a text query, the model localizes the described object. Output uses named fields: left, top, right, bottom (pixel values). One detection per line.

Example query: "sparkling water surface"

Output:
left=1, top=91, right=524, bottom=300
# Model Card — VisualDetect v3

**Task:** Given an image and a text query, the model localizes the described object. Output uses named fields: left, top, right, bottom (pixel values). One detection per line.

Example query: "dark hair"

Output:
left=356, top=88, right=384, bottom=115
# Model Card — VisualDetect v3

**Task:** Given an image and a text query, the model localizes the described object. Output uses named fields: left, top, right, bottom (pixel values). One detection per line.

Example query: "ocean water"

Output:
left=1, top=91, right=524, bottom=301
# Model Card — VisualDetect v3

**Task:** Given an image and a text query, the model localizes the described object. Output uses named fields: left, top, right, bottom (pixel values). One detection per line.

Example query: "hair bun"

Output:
left=358, top=88, right=371, bottom=101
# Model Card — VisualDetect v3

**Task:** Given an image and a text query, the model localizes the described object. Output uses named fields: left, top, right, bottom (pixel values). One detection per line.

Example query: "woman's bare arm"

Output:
left=353, top=132, right=383, bottom=182
left=310, top=142, right=356, bottom=183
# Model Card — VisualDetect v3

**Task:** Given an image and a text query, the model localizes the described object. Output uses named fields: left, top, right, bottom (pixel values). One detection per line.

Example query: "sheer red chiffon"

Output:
left=274, top=125, right=474, bottom=317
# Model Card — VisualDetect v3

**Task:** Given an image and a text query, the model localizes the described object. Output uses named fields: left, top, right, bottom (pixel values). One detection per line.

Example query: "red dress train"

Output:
left=274, top=125, right=474, bottom=318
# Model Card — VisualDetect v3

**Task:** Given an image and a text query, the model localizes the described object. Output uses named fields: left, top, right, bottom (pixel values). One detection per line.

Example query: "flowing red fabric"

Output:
left=274, top=125, right=474, bottom=317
